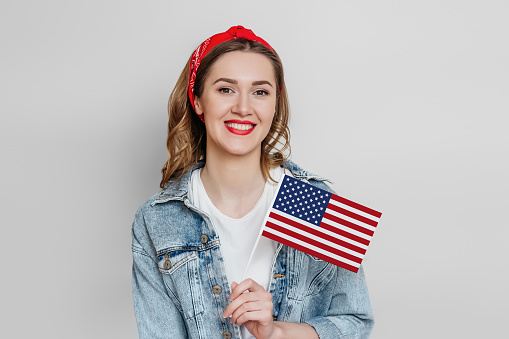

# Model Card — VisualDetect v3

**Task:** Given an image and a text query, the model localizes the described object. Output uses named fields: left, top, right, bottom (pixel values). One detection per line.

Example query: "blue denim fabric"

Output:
left=132, top=161, right=374, bottom=339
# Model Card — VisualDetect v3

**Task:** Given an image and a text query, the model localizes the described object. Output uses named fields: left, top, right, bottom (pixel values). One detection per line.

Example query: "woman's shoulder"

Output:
left=136, top=163, right=204, bottom=213
left=282, top=160, right=336, bottom=194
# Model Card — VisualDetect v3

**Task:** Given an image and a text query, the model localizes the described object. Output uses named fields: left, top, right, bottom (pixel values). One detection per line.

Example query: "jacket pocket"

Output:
left=157, top=249, right=204, bottom=319
left=305, top=253, right=335, bottom=296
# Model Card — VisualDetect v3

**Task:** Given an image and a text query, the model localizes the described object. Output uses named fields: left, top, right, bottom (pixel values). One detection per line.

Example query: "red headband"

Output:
left=188, top=25, right=274, bottom=110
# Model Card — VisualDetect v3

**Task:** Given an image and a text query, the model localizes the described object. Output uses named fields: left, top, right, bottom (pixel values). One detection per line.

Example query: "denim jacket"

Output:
left=132, top=161, right=374, bottom=339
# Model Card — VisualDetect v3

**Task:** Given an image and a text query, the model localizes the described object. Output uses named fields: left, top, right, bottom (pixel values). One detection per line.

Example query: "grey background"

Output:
left=1, top=0, right=507, bottom=338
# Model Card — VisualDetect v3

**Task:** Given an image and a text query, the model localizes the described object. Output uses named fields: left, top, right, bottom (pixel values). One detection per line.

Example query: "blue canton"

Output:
left=273, top=176, right=332, bottom=225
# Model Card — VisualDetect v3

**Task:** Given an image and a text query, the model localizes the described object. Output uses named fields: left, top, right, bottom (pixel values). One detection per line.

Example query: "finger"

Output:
left=223, top=290, right=260, bottom=318
left=231, top=300, right=273, bottom=326
left=224, top=290, right=272, bottom=318
left=229, top=278, right=263, bottom=301
left=235, top=307, right=273, bottom=327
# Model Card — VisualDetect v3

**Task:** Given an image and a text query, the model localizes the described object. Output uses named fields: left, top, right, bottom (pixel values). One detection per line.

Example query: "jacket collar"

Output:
left=153, top=160, right=329, bottom=204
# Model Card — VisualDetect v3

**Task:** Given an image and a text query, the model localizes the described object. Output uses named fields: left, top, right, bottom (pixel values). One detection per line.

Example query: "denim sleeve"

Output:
left=132, top=207, right=188, bottom=339
left=304, top=265, right=374, bottom=339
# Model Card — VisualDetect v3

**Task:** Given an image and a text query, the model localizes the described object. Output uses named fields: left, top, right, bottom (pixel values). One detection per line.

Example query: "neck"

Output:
left=200, top=146, right=266, bottom=218
left=202, top=150, right=264, bottom=196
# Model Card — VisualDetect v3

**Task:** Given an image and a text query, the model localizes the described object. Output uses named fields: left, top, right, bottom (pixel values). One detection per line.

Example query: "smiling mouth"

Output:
left=224, top=121, right=256, bottom=135
left=224, top=122, right=255, bottom=131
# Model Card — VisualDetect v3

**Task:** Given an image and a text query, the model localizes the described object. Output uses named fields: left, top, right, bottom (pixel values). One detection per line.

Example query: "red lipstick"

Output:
left=224, top=120, right=256, bottom=136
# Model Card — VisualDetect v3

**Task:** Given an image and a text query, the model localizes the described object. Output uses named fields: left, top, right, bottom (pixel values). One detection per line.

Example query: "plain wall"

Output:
left=1, top=0, right=507, bottom=338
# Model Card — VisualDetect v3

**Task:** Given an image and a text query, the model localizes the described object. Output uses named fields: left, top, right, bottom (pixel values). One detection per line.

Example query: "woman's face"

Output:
left=194, top=51, right=277, bottom=160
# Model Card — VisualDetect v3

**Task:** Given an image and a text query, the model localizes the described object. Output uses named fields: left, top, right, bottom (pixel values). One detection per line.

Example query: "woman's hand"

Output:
left=223, top=279, right=275, bottom=339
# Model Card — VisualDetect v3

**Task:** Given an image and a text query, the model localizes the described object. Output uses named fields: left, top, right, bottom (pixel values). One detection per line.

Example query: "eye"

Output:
left=218, top=87, right=233, bottom=94
left=254, top=89, right=269, bottom=96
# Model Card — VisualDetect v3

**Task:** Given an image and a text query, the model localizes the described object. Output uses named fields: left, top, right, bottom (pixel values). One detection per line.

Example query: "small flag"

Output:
left=261, top=175, right=382, bottom=273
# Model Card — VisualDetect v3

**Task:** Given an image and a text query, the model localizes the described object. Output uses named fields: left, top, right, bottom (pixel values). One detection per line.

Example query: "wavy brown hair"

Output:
left=160, top=38, right=291, bottom=188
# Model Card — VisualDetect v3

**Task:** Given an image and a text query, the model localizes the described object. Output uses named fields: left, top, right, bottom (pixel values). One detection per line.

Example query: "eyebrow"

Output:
left=213, top=78, right=273, bottom=88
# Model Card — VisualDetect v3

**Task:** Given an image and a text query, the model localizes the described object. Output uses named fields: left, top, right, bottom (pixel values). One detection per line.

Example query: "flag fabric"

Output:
left=261, top=175, right=382, bottom=273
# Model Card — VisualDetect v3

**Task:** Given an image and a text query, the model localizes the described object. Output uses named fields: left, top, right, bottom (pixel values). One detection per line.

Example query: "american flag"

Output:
left=261, top=175, right=382, bottom=273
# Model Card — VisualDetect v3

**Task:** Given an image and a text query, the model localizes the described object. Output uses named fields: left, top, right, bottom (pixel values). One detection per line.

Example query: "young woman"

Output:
left=132, top=26, right=374, bottom=339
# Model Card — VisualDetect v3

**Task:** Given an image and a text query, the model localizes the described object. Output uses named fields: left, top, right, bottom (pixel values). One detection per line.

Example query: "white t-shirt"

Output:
left=188, top=166, right=286, bottom=339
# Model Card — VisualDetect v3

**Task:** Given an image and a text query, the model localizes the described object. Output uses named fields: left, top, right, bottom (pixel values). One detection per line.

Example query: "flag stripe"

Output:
left=331, top=194, right=382, bottom=218
left=319, top=221, right=371, bottom=246
left=262, top=227, right=361, bottom=268
left=328, top=198, right=380, bottom=222
left=327, top=208, right=377, bottom=232
left=327, top=203, right=379, bottom=227
left=270, top=211, right=369, bottom=249
left=269, top=212, right=367, bottom=254
left=323, top=212, right=375, bottom=237
left=265, top=221, right=363, bottom=264
left=267, top=218, right=364, bottom=259
left=262, top=230, right=360, bottom=273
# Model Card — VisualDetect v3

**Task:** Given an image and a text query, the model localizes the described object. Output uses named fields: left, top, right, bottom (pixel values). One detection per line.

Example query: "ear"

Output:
left=194, top=97, right=203, bottom=115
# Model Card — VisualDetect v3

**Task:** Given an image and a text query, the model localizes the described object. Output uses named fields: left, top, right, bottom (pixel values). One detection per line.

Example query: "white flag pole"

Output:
left=242, top=174, right=287, bottom=281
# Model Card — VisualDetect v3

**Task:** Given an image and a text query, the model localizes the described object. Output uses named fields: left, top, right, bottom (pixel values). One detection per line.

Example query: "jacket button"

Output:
left=222, top=331, right=232, bottom=339
left=200, top=234, right=208, bottom=244
left=212, top=285, right=222, bottom=294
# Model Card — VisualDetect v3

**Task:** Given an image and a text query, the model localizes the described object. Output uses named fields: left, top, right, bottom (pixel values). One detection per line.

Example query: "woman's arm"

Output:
left=132, top=208, right=188, bottom=339
left=272, top=322, right=318, bottom=339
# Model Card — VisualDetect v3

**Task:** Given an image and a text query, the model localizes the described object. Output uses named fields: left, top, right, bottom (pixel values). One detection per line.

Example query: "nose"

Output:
left=232, top=92, right=253, bottom=116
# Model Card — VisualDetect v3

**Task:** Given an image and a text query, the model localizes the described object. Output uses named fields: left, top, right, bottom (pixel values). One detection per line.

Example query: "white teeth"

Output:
left=225, top=122, right=254, bottom=130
